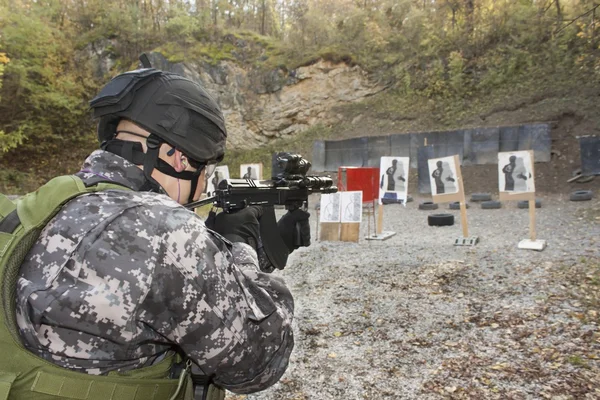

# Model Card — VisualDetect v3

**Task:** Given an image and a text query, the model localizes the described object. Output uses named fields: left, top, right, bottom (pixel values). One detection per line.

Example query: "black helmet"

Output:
left=90, top=68, right=227, bottom=163
left=89, top=68, right=227, bottom=202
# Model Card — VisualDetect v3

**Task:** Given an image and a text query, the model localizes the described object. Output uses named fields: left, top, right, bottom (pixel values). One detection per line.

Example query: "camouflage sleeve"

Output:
left=142, top=207, right=294, bottom=394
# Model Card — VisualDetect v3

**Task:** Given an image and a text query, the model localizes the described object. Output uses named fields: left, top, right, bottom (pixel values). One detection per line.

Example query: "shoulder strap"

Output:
left=15, top=175, right=128, bottom=231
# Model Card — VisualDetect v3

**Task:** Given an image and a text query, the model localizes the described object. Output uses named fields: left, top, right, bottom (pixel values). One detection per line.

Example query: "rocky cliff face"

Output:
left=145, top=53, right=387, bottom=149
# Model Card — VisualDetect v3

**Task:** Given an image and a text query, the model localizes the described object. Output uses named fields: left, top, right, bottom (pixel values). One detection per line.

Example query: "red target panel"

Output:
left=338, top=167, right=379, bottom=203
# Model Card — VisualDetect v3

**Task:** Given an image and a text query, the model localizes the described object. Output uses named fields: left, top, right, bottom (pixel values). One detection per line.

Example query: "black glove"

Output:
left=206, top=206, right=263, bottom=250
left=277, top=209, right=311, bottom=253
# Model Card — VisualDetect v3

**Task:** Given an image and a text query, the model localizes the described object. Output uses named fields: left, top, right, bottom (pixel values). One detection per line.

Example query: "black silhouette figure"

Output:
left=502, top=155, right=516, bottom=191
left=210, top=171, right=221, bottom=195
left=242, top=166, right=255, bottom=179
left=431, top=160, right=445, bottom=194
left=380, top=159, right=405, bottom=191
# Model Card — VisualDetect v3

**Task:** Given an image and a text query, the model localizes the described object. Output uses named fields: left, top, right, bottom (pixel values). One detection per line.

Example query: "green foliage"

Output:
left=448, top=51, right=470, bottom=97
left=2, top=0, right=600, bottom=193
left=0, top=4, right=95, bottom=153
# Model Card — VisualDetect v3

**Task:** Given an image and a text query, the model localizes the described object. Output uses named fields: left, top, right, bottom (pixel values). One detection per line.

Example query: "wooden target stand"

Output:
left=365, top=201, right=396, bottom=241
left=431, top=155, right=479, bottom=246
left=317, top=187, right=361, bottom=244
left=499, top=151, right=546, bottom=251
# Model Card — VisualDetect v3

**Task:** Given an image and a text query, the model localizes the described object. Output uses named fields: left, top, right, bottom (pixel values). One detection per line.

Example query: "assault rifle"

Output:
left=185, top=153, right=337, bottom=270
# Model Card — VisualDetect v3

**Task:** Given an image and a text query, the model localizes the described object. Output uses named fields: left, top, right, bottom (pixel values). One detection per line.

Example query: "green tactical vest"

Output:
left=0, top=175, right=200, bottom=400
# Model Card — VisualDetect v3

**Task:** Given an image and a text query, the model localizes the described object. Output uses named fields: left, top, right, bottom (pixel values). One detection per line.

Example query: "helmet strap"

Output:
left=101, top=135, right=203, bottom=198
left=187, top=168, right=204, bottom=204
left=141, top=134, right=163, bottom=192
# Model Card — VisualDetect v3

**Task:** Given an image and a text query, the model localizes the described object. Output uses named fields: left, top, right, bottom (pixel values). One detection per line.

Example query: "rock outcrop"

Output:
left=143, top=53, right=387, bottom=148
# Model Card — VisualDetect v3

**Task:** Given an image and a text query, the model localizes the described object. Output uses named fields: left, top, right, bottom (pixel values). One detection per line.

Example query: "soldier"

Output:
left=12, top=68, right=309, bottom=399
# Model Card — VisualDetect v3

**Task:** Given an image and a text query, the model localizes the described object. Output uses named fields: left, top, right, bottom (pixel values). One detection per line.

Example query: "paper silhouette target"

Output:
left=340, top=191, right=363, bottom=223
left=319, top=193, right=341, bottom=223
left=205, top=165, right=230, bottom=196
left=428, top=156, right=458, bottom=195
left=498, top=151, right=535, bottom=193
left=240, top=163, right=262, bottom=180
left=378, top=157, right=409, bottom=204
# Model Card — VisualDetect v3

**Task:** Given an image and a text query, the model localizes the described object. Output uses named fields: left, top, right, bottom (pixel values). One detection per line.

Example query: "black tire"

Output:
left=570, top=190, right=593, bottom=201
left=449, top=202, right=469, bottom=210
left=470, top=193, right=492, bottom=202
left=428, top=213, right=455, bottom=227
left=517, top=199, right=542, bottom=209
left=481, top=200, right=502, bottom=209
left=419, top=201, right=439, bottom=210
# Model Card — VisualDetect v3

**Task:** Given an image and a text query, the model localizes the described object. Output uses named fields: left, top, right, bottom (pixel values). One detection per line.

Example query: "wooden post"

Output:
left=460, top=202, right=469, bottom=238
left=455, top=155, right=469, bottom=238
left=528, top=155, right=537, bottom=241
left=377, top=203, right=384, bottom=234
left=529, top=198, right=537, bottom=241
left=373, top=200, right=377, bottom=235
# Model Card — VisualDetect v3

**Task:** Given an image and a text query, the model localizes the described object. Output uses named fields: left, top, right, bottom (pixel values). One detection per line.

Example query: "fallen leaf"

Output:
left=491, top=363, right=509, bottom=370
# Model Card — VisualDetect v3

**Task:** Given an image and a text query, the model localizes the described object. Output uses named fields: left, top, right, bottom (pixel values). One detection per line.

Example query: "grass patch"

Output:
left=567, top=355, right=589, bottom=368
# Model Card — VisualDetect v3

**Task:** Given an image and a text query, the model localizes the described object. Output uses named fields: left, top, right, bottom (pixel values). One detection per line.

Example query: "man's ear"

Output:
left=172, top=149, right=187, bottom=172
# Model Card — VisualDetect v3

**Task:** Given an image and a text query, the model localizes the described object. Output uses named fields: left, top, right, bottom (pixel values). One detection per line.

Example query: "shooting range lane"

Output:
left=251, top=194, right=600, bottom=400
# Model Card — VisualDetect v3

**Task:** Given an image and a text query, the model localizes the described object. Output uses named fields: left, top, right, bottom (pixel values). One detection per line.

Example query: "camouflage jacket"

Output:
left=15, top=150, right=294, bottom=394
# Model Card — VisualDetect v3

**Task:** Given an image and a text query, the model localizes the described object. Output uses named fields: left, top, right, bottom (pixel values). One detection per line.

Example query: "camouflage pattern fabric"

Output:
left=15, top=150, right=294, bottom=394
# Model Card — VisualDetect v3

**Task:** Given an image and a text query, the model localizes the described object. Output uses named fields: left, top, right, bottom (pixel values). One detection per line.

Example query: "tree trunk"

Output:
left=452, top=7, right=456, bottom=30
left=465, top=0, right=474, bottom=34
left=260, top=0, right=266, bottom=35
left=554, top=0, right=562, bottom=23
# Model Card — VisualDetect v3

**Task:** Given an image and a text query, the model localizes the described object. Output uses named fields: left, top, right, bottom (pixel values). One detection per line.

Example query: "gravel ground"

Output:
left=228, top=193, right=599, bottom=400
